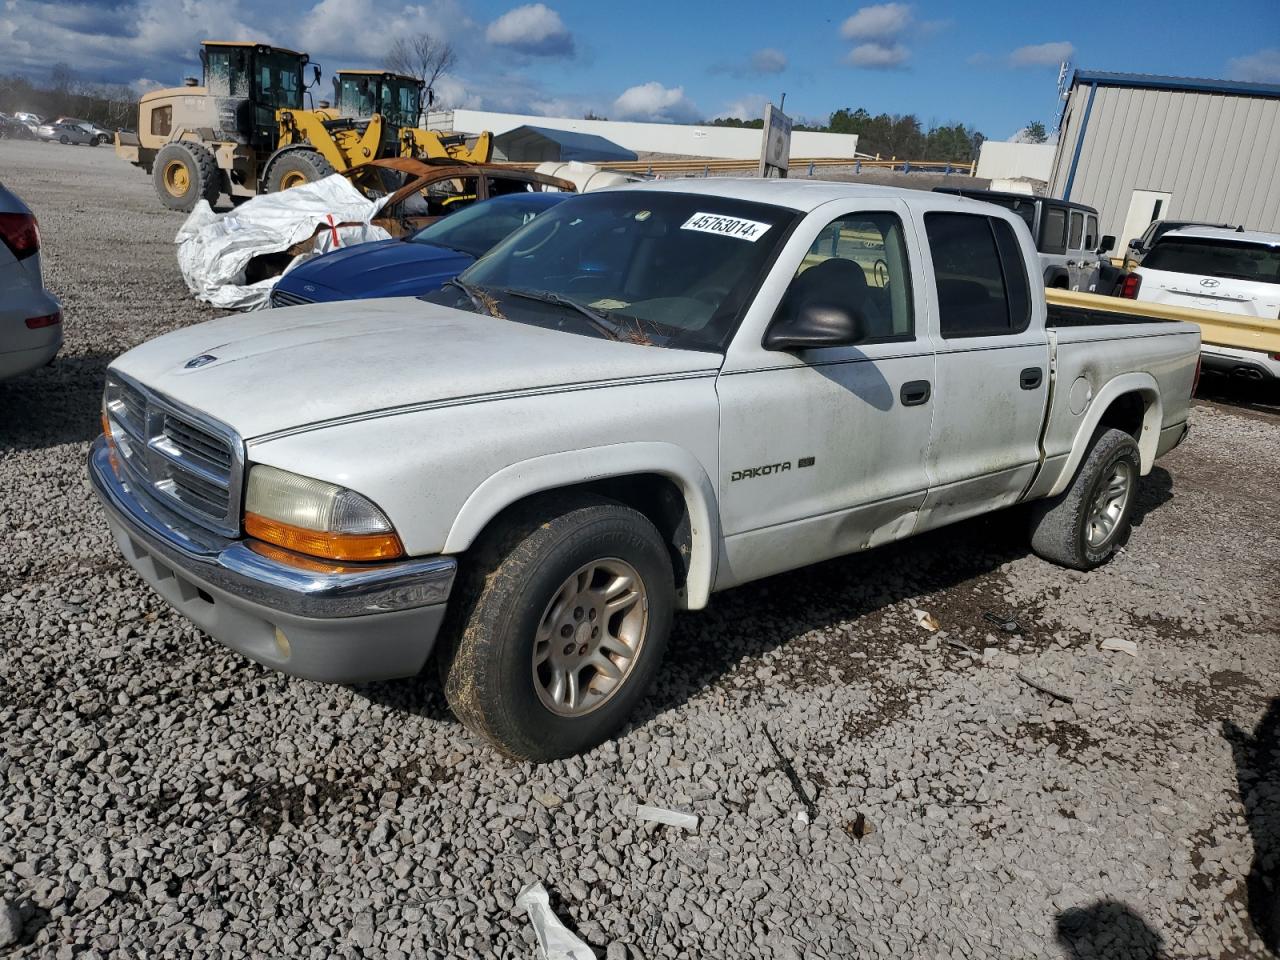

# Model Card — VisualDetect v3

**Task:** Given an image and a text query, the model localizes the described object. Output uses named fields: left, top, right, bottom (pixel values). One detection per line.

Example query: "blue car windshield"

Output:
left=454, top=190, right=801, bottom=351
left=410, top=194, right=567, bottom=259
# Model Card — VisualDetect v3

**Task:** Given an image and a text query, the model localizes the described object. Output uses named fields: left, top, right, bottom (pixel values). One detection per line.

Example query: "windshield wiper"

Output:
left=442, top=278, right=497, bottom=317
left=498, top=288, right=627, bottom=340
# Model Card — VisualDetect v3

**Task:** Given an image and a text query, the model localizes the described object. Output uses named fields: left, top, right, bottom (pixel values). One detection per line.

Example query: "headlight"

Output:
left=243, top=464, right=403, bottom=562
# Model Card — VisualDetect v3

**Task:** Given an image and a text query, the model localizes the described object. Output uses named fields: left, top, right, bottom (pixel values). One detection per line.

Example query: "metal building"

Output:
left=1049, top=70, right=1280, bottom=248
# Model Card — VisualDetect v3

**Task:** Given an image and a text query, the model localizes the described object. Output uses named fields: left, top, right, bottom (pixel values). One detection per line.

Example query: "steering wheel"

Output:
left=873, top=258, right=890, bottom=287
left=692, top=285, right=732, bottom=306
left=511, top=218, right=560, bottom=257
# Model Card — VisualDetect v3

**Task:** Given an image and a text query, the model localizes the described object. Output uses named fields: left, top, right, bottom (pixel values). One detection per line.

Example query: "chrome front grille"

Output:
left=270, top=287, right=313, bottom=308
left=104, top=373, right=244, bottom=537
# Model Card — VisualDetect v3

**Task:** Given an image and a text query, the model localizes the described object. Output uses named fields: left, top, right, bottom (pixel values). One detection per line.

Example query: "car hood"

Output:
left=280, top=239, right=474, bottom=299
left=110, top=298, right=721, bottom=440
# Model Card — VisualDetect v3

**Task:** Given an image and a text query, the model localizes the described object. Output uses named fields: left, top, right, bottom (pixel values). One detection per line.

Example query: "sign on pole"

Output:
left=758, top=102, right=792, bottom=179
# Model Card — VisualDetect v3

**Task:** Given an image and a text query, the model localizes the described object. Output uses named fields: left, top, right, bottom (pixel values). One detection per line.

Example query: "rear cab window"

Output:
left=1142, top=237, right=1280, bottom=284
left=925, top=212, right=1031, bottom=338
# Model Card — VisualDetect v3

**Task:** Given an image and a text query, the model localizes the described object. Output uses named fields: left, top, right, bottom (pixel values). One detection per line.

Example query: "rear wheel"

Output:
left=438, top=495, right=675, bottom=761
left=59, top=135, right=69, bottom=144
left=262, top=148, right=335, bottom=194
left=153, top=141, right=221, bottom=212
left=1029, top=428, right=1140, bottom=570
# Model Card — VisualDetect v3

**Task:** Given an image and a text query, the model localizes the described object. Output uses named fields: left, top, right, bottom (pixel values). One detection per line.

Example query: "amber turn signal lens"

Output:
left=246, top=539, right=370, bottom=574
left=101, top=411, right=112, bottom=440
left=245, top=512, right=404, bottom=562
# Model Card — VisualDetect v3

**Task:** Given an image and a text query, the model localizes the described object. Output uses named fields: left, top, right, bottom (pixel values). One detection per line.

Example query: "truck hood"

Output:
left=110, top=298, right=721, bottom=439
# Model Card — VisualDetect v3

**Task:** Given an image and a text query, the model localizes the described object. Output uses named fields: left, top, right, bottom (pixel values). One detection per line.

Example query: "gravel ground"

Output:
left=2, top=138, right=1280, bottom=959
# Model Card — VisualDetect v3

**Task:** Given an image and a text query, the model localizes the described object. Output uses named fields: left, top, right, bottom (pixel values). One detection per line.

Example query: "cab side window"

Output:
left=1085, top=215, right=1099, bottom=250
left=1069, top=211, right=1084, bottom=250
left=925, top=213, right=1031, bottom=338
left=1041, top=206, right=1068, bottom=255
left=774, top=212, right=914, bottom=344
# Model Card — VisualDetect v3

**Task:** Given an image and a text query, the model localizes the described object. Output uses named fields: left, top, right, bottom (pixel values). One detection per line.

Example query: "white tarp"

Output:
left=175, top=174, right=392, bottom=311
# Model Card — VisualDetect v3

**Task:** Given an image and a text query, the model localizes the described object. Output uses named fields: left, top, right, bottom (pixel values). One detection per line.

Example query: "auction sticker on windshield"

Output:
left=681, top=212, right=773, bottom=242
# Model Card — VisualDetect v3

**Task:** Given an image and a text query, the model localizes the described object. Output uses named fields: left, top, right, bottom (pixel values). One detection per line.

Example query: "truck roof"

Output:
left=616, top=177, right=967, bottom=213
left=1161, top=226, right=1280, bottom=246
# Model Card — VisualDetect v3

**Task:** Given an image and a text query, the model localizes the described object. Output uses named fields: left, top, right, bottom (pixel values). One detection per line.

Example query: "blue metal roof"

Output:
left=1072, top=69, right=1280, bottom=98
left=495, top=125, right=638, bottom=163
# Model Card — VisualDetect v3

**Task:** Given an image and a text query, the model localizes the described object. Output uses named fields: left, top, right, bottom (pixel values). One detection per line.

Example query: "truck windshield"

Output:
left=452, top=191, right=800, bottom=351
left=1143, top=237, right=1280, bottom=284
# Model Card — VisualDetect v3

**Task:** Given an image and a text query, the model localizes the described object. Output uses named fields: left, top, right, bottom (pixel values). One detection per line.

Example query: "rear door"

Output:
left=1136, top=235, right=1280, bottom=317
left=1039, top=203, right=1070, bottom=288
left=916, top=211, right=1051, bottom=531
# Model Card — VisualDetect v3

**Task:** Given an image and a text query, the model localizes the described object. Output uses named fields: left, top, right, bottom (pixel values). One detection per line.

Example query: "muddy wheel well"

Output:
left=1098, top=391, right=1147, bottom=441
left=474, top=475, right=693, bottom=590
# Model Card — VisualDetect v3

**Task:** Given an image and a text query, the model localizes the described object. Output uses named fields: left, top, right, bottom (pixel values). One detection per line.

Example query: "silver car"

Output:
left=0, top=183, right=62, bottom=381
left=36, top=122, right=96, bottom=146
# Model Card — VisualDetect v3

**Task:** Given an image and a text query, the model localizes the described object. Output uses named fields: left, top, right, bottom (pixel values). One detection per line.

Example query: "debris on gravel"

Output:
left=3, top=139, right=1280, bottom=958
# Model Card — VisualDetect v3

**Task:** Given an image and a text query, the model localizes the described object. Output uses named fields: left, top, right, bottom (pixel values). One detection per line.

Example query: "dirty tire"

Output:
left=153, top=141, right=221, bottom=212
left=59, top=135, right=69, bottom=144
left=263, top=149, right=335, bottom=194
left=1029, top=427, right=1141, bottom=570
left=438, top=494, right=675, bottom=761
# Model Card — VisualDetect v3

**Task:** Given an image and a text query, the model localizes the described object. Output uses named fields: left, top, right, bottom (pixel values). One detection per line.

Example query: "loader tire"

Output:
left=154, top=142, right=221, bottom=212
left=263, top=149, right=335, bottom=194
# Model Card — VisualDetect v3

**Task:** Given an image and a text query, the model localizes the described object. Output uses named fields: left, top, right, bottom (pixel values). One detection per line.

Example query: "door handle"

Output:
left=900, top=380, right=931, bottom=406
left=1066, top=260, right=1077, bottom=267
left=1020, top=367, right=1043, bottom=390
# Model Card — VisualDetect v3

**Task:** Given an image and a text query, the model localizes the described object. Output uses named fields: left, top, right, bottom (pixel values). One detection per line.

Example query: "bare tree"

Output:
left=386, top=34, right=457, bottom=108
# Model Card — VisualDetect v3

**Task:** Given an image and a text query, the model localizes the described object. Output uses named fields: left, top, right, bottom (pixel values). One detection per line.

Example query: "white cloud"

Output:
left=298, top=0, right=468, bottom=62
left=485, top=3, right=574, bottom=57
left=750, top=48, right=787, bottom=74
left=840, top=3, right=912, bottom=39
left=715, top=94, right=770, bottom=121
left=1228, top=48, right=1280, bottom=83
left=1008, top=41, right=1075, bottom=67
left=612, top=81, right=701, bottom=124
left=846, top=42, right=910, bottom=69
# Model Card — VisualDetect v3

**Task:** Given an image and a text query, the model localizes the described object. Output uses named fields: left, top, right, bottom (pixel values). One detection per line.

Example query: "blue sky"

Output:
left=2, top=0, right=1278, bottom=139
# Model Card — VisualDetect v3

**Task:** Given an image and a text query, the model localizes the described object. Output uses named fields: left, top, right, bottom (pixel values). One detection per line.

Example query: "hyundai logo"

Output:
left=303, top=285, right=316, bottom=293
left=1200, top=278, right=1220, bottom=288
left=183, top=354, right=217, bottom=369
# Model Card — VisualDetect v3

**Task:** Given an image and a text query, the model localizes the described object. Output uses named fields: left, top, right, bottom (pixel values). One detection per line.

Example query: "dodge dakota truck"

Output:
left=89, top=181, right=1200, bottom=760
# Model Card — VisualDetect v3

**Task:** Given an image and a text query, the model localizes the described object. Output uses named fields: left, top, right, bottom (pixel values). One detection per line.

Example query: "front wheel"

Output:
left=59, top=135, right=69, bottom=144
left=1029, top=428, right=1141, bottom=570
left=438, top=495, right=675, bottom=761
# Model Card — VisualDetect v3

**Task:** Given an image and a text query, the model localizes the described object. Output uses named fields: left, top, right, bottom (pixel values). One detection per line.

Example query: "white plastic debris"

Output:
left=913, top=609, right=940, bottom=632
left=175, top=174, right=391, bottom=310
left=1100, top=637, right=1138, bottom=657
left=634, top=804, right=699, bottom=831
left=513, top=882, right=595, bottom=960
left=794, top=809, right=811, bottom=826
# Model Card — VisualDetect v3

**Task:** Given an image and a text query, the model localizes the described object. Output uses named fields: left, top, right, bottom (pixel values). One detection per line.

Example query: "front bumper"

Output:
left=88, top=436, right=455, bottom=682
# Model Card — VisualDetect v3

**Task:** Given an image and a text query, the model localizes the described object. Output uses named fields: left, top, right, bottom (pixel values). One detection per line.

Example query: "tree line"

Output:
left=711, top=106, right=987, bottom=163
left=0, top=66, right=138, bottom=128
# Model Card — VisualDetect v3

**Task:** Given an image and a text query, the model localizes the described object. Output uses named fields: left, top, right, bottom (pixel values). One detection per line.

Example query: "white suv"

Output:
left=0, top=183, right=62, bottom=381
left=1133, top=227, right=1280, bottom=381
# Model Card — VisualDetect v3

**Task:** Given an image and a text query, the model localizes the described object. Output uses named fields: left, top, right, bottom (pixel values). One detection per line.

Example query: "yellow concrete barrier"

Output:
left=1046, top=288, right=1280, bottom=354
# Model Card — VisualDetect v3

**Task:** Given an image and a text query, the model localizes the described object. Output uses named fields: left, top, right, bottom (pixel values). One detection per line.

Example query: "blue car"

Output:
left=270, top=191, right=569, bottom=307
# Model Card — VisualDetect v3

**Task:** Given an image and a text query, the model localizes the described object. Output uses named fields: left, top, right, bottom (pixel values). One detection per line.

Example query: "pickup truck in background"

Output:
left=89, top=180, right=1200, bottom=760
left=934, top=187, right=1114, bottom=293
left=1132, top=226, right=1280, bottom=381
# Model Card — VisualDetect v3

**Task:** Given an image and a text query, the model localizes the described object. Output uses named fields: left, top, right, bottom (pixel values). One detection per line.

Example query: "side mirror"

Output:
left=1097, top=234, right=1115, bottom=255
left=313, top=65, right=322, bottom=87
left=764, top=302, right=866, bottom=352
left=1127, top=238, right=1143, bottom=252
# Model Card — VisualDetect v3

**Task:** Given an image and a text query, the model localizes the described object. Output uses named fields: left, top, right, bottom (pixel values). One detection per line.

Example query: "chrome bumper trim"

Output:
left=89, top=437, right=455, bottom=619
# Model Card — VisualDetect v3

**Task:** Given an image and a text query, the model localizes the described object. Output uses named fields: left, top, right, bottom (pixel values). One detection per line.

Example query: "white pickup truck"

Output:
left=90, top=180, right=1200, bottom=760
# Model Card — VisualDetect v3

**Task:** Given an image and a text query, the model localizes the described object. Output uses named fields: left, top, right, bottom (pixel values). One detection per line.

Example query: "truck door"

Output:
left=715, top=202, right=935, bottom=587
left=1081, top=213, right=1102, bottom=291
left=915, top=211, right=1050, bottom=531
left=1067, top=210, right=1087, bottom=290
left=1039, top=203, right=1070, bottom=289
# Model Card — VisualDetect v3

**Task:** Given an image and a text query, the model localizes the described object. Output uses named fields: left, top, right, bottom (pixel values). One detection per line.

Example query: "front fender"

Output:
left=444, top=442, right=721, bottom=609
left=1047, top=372, right=1162, bottom=498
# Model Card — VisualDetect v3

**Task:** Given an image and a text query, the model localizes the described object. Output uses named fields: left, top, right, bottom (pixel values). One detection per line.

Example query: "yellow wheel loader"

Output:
left=116, top=42, right=491, bottom=212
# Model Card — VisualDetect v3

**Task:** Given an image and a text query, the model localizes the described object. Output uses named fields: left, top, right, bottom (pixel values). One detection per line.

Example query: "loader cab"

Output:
left=200, top=41, right=309, bottom=147
left=334, top=71, right=424, bottom=129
